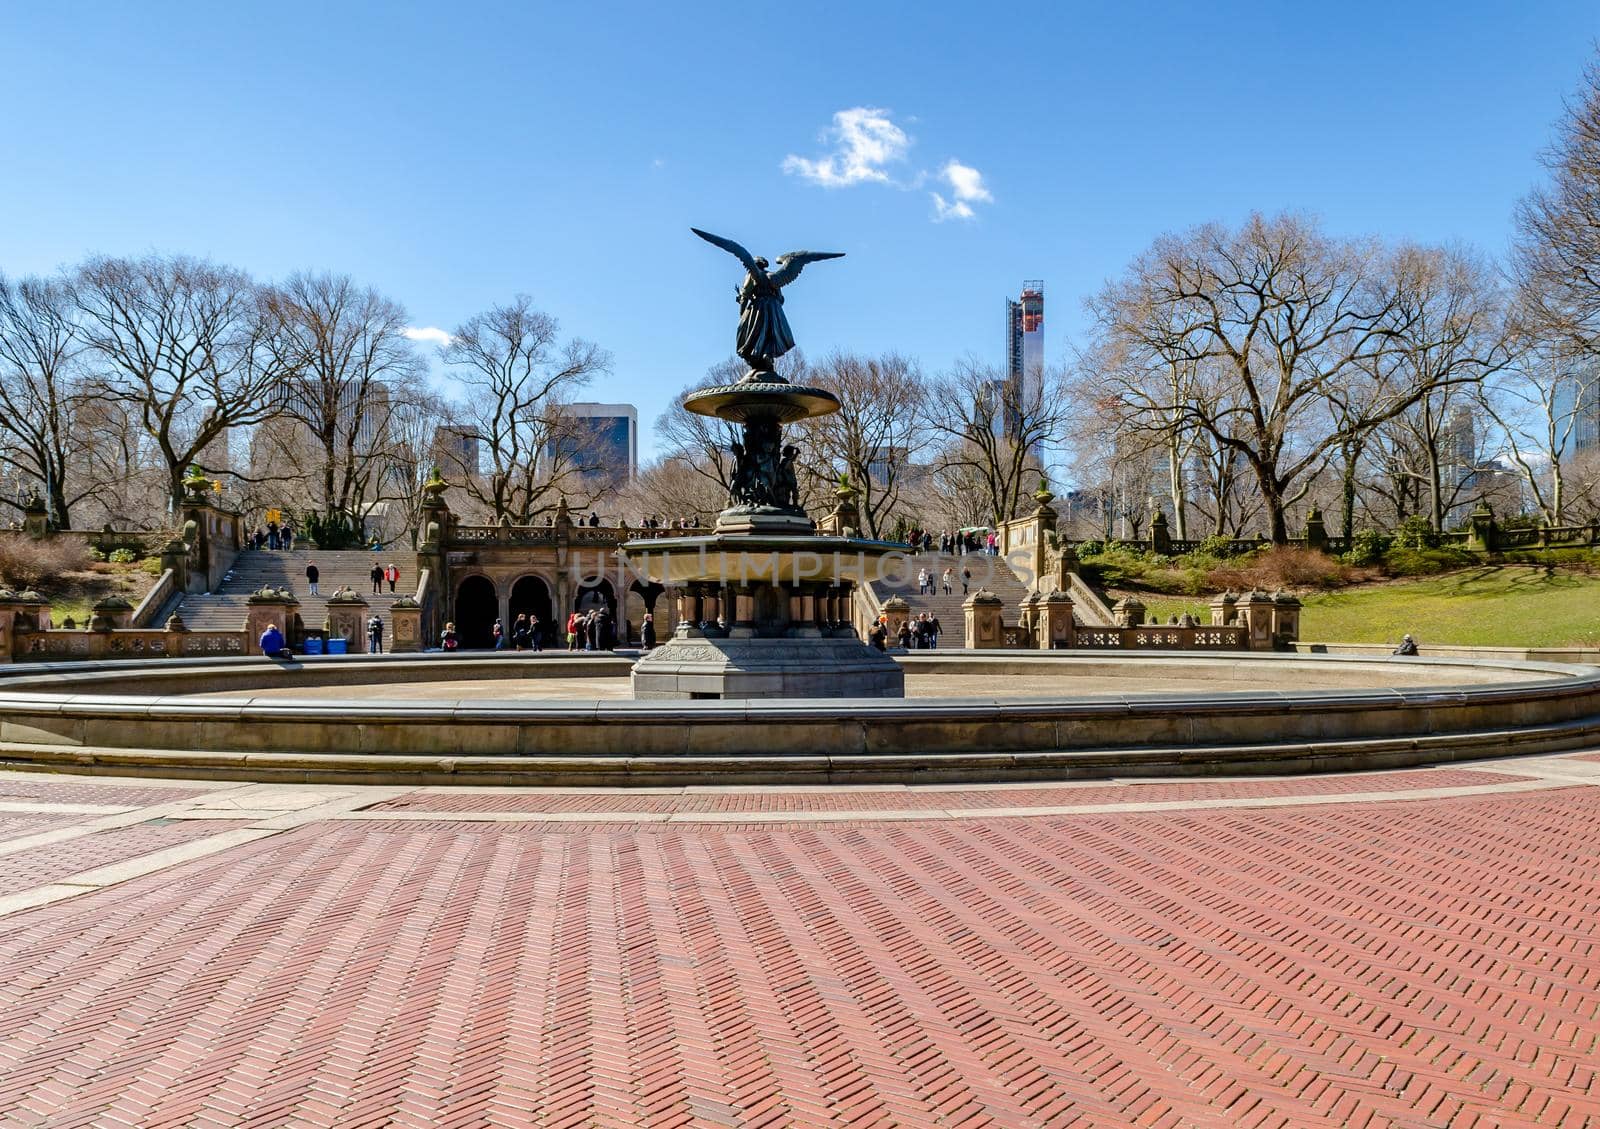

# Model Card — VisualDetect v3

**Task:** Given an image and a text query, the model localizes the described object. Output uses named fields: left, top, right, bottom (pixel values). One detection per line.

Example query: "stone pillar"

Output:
left=87, top=597, right=134, bottom=632
left=245, top=591, right=299, bottom=655
left=1467, top=502, right=1498, bottom=553
left=1209, top=591, right=1238, bottom=627
left=881, top=595, right=911, bottom=643
left=164, top=612, right=190, bottom=658
left=963, top=590, right=1004, bottom=650
left=1017, top=591, right=1042, bottom=644
left=1241, top=591, right=1276, bottom=651
left=1038, top=590, right=1075, bottom=649
left=21, top=493, right=49, bottom=538
left=325, top=593, right=371, bottom=654
left=1303, top=508, right=1327, bottom=551
left=1112, top=596, right=1146, bottom=628
left=1271, top=591, right=1302, bottom=647
left=1150, top=511, right=1172, bottom=555
left=390, top=597, right=422, bottom=653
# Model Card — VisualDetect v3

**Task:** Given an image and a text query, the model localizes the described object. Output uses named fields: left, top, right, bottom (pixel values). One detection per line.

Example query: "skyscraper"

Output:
left=550, top=402, right=639, bottom=484
left=1005, top=281, right=1044, bottom=405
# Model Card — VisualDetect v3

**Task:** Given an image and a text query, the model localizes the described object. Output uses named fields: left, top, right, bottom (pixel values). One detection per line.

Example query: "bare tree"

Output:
left=920, top=359, right=1065, bottom=525
left=1083, top=213, right=1481, bottom=542
left=261, top=272, right=421, bottom=527
left=800, top=351, right=925, bottom=537
left=1514, top=55, right=1600, bottom=363
left=438, top=295, right=610, bottom=522
left=72, top=254, right=287, bottom=512
left=1478, top=341, right=1595, bottom=523
left=0, top=274, right=87, bottom=526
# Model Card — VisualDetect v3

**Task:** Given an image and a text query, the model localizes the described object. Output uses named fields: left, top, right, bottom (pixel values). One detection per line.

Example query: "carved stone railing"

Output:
left=18, top=628, right=246, bottom=661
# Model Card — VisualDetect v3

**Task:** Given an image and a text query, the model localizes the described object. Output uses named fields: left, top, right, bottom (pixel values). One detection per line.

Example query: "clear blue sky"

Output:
left=3, top=2, right=1598, bottom=461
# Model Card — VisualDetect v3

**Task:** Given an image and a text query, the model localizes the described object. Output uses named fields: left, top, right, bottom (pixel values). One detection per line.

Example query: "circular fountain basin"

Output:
left=0, top=651, right=1596, bottom=786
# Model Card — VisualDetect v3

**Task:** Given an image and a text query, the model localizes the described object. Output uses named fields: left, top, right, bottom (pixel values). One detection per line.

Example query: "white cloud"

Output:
left=404, top=326, right=452, bottom=347
left=782, top=107, right=911, bottom=187
left=931, top=159, right=993, bottom=222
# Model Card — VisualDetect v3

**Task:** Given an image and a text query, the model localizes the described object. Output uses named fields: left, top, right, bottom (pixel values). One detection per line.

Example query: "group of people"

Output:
left=565, top=606, right=614, bottom=651
left=637, top=515, right=703, bottom=530
left=902, top=528, right=998, bottom=556
left=251, top=519, right=295, bottom=551
left=917, top=566, right=969, bottom=595
left=369, top=561, right=401, bottom=594
left=898, top=612, right=943, bottom=649
left=491, top=614, right=544, bottom=651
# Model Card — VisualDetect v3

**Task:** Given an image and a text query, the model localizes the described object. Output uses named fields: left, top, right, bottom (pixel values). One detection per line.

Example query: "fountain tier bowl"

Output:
left=619, top=532, right=909, bottom=586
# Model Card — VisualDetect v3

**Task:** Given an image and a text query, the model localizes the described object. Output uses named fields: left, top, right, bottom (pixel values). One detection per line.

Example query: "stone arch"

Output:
left=454, top=574, right=499, bottom=650
left=509, top=573, right=554, bottom=648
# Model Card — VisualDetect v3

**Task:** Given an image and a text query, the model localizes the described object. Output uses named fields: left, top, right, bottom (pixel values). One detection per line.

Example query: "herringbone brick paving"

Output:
left=0, top=775, right=1597, bottom=1127
left=0, top=819, right=250, bottom=895
left=0, top=778, right=217, bottom=806
left=367, top=768, right=1519, bottom=815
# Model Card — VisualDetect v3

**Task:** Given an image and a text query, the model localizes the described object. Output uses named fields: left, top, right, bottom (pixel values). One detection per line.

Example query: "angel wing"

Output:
left=769, top=250, right=845, bottom=289
left=690, top=228, right=758, bottom=274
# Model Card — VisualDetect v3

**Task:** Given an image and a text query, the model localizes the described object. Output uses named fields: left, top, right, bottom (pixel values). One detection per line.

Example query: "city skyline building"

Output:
left=551, top=402, right=639, bottom=484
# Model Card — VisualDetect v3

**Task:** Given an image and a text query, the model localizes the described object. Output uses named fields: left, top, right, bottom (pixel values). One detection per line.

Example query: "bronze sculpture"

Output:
left=690, top=228, right=843, bottom=377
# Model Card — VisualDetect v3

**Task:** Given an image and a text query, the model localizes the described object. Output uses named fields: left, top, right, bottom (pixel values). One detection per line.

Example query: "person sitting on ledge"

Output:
left=1393, top=634, right=1419, bottom=656
left=259, top=623, right=292, bottom=659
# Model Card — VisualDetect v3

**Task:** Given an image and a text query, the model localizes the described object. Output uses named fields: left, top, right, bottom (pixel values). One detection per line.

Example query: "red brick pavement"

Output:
left=0, top=786, right=1598, bottom=1126
left=0, top=811, right=106, bottom=845
left=0, top=777, right=219, bottom=807
left=0, top=819, right=249, bottom=896
left=368, top=767, right=1523, bottom=815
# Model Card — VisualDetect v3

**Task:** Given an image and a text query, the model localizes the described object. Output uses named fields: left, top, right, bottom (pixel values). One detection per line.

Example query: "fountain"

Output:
left=621, top=229, right=906, bottom=699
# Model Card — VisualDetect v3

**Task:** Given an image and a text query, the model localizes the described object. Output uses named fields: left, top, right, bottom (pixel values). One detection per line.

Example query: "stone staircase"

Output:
left=868, top=552, right=1033, bottom=634
left=166, top=549, right=415, bottom=632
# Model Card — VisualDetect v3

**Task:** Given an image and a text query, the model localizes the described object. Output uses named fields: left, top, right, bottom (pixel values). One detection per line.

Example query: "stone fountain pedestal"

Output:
left=622, top=374, right=905, bottom=700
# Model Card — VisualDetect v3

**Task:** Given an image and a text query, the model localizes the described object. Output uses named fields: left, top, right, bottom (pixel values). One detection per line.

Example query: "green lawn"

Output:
left=1140, top=565, right=1600, bottom=649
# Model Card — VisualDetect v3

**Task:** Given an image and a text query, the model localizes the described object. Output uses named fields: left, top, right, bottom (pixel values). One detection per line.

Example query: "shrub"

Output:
left=140, top=556, right=163, bottom=576
left=1382, top=545, right=1478, bottom=577
left=108, top=548, right=138, bottom=563
left=1206, top=546, right=1351, bottom=591
left=0, top=536, right=91, bottom=590
left=1392, top=514, right=1442, bottom=551
left=87, top=547, right=109, bottom=562
left=1342, top=529, right=1389, bottom=567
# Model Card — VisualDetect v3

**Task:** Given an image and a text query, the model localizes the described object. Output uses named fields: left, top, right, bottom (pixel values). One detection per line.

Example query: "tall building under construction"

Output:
left=1006, top=280, right=1044, bottom=399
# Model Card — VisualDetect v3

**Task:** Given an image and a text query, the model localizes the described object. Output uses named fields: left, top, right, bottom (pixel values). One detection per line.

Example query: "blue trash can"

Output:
left=304, top=637, right=324, bottom=656
left=327, top=638, right=348, bottom=655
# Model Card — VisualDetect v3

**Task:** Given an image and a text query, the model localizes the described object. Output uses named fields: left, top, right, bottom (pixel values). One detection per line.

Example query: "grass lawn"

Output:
left=1139, top=565, right=1600, bottom=649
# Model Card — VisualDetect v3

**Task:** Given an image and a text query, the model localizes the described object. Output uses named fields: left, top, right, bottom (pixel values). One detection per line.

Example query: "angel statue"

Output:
left=691, top=228, right=844, bottom=378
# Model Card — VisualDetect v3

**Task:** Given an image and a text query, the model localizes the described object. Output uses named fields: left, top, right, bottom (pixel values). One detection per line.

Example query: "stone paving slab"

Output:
left=0, top=765, right=1597, bottom=1126
left=364, top=766, right=1526, bottom=815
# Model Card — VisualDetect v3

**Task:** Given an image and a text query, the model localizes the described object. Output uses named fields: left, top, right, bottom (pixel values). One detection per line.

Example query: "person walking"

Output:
left=526, top=614, right=542, bottom=652
left=384, top=562, right=400, bottom=593
left=493, top=617, right=506, bottom=650
left=305, top=561, right=320, bottom=596
left=641, top=612, right=656, bottom=651
left=942, top=567, right=954, bottom=595
left=929, top=614, right=942, bottom=649
left=369, top=560, right=383, bottom=595
left=917, top=567, right=929, bottom=595
left=367, top=613, right=384, bottom=655
left=281, top=522, right=295, bottom=551
left=566, top=610, right=579, bottom=651
left=897, top=619, right=913, bottom=650
left=961, top=566, right=970, bottom=595
left=267, top=520, right=280, bottom=551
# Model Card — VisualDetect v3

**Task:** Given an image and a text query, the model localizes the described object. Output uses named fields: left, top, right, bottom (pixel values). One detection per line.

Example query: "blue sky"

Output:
left=3, top=2, right=1598, bottom=462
